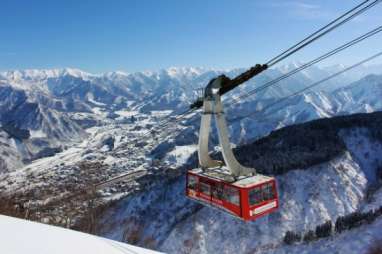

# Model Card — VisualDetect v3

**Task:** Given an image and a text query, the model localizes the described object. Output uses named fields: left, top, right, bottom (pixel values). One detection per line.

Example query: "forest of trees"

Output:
left=284, top=206, right=382, bottom=245
left=234, top=111, right=382, bottom=176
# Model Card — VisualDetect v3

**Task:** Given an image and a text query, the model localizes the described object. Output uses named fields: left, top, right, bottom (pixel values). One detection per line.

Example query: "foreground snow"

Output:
left=0, top=215, right=161, bottom=254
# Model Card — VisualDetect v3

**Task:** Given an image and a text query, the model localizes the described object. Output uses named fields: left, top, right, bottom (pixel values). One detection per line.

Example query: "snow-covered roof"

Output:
left=232, top=174, right=274, bottom=188
left=189, top=168, right=273, bottom=188
left=0, top=215, right=161, bottom=254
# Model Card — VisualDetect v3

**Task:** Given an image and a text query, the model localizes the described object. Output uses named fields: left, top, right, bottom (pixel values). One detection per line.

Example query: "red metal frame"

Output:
left=186, top=171, right=279, bottom=221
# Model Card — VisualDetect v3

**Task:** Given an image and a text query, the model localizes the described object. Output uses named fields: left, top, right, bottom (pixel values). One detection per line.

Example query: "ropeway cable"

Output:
left=266, top=0, right=381, bottom=67
left=226, top=25, right=382, bottom=106
left=150, top=24, right=382, bottom=135
left=137, top=1, right=382, bottom=139
left=228, top=51, right=382, bottom=124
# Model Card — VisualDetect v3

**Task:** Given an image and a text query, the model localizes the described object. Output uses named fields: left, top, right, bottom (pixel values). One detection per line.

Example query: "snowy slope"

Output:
left=1, top=66, right=382, bottom=253
left=85, top=112, right=382, bottom=254
left=158, top=153, right=369, bottom=254
left=0, top=215, right=161, bottom=254
left=0, top=114, right=380, bottom=254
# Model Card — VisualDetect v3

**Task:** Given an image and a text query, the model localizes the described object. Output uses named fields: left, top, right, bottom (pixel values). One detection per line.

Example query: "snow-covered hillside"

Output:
left=1, top=111, right=381, bottom=253
left=0, top=65, right=355, bottom=172
left=1, top=65, right=382, bottom=253
left=94, top=113, right=382, bottom=254
left=224, top=73, right=382, bottom=144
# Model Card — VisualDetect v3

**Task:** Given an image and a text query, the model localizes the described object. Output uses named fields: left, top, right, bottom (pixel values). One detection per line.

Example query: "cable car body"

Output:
left=186, top=169, right=278, bottom=221
left=186, top=73, right=279, bottom=221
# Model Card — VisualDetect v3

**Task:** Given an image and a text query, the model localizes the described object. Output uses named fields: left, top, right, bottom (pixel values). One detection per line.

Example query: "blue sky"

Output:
left=0, top=0, right=381, bottom=73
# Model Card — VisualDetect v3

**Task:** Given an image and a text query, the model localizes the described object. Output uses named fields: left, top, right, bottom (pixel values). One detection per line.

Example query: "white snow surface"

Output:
left=0, top=215, right=161, bottom=254
left=165, top=145, right=197, bottom=166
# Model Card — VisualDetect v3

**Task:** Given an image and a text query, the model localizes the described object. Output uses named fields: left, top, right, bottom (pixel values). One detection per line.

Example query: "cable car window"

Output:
left=262, top=183, right=275, bottom=200
left=249, top=187, right=262, bottom=206
left=187, top=175, right=198, bottom=190
left=212, top=183, right=224, bottom=200
left=269, top=182, right=276, bottom=199
left=199, top=182, right=211, bottom=196
left=224, top=186, right=239, bottom=205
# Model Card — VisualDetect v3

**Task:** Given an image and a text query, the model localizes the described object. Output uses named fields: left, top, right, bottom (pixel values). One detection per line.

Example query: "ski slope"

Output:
left=0, top=215, right=161, bottom=254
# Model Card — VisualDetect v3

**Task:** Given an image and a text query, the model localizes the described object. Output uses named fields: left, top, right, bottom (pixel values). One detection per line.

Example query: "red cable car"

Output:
left=186, top=169, right=278, bottom=221
left=186, top=74, right=279, bottom=221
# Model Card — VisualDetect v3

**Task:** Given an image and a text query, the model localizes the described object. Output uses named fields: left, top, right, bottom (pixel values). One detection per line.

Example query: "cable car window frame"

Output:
left=199, top=181, right=211, bottom=196
left=187, top=174, right=198, bottom=191
left=262, top=182, right=274, bottom=201
left=211, top=183, right=224, bottom=200
left=249, top=186, right=263, bottom=206
left=224, top=185, right=240, bottom=206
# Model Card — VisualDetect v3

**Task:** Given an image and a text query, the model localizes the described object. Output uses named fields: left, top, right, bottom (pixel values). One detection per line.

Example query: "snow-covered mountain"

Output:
left=95, top=112, right=382, bottom=253
left=0, top=65, right=346, bottom=171
left=223, top=73, right=382, bottom=144
left=0, top=65, right=382, bottom=253
left=3, top=111, right=380, bottom=254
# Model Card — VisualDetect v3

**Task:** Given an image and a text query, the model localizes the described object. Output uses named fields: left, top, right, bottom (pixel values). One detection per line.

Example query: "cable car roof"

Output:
left=189, top=168, right=274, bottom=188
left=232, top=174, right=274, bottom=188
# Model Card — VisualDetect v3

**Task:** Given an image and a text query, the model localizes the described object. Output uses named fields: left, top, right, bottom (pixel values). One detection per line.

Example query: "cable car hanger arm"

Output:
left=190, top=63, right=268, bottom=109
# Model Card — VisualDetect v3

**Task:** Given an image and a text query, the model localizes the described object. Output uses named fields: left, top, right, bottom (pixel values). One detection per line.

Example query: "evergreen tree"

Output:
left=315, top=220, right=332, bottom=238
left=284, top=231, right=301, bottom=245
left=303, top=230, right=315, bottom=242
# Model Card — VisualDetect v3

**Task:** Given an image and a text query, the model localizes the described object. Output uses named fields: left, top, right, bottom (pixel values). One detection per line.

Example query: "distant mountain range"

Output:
left=0, top=64, right=381, bottom=172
